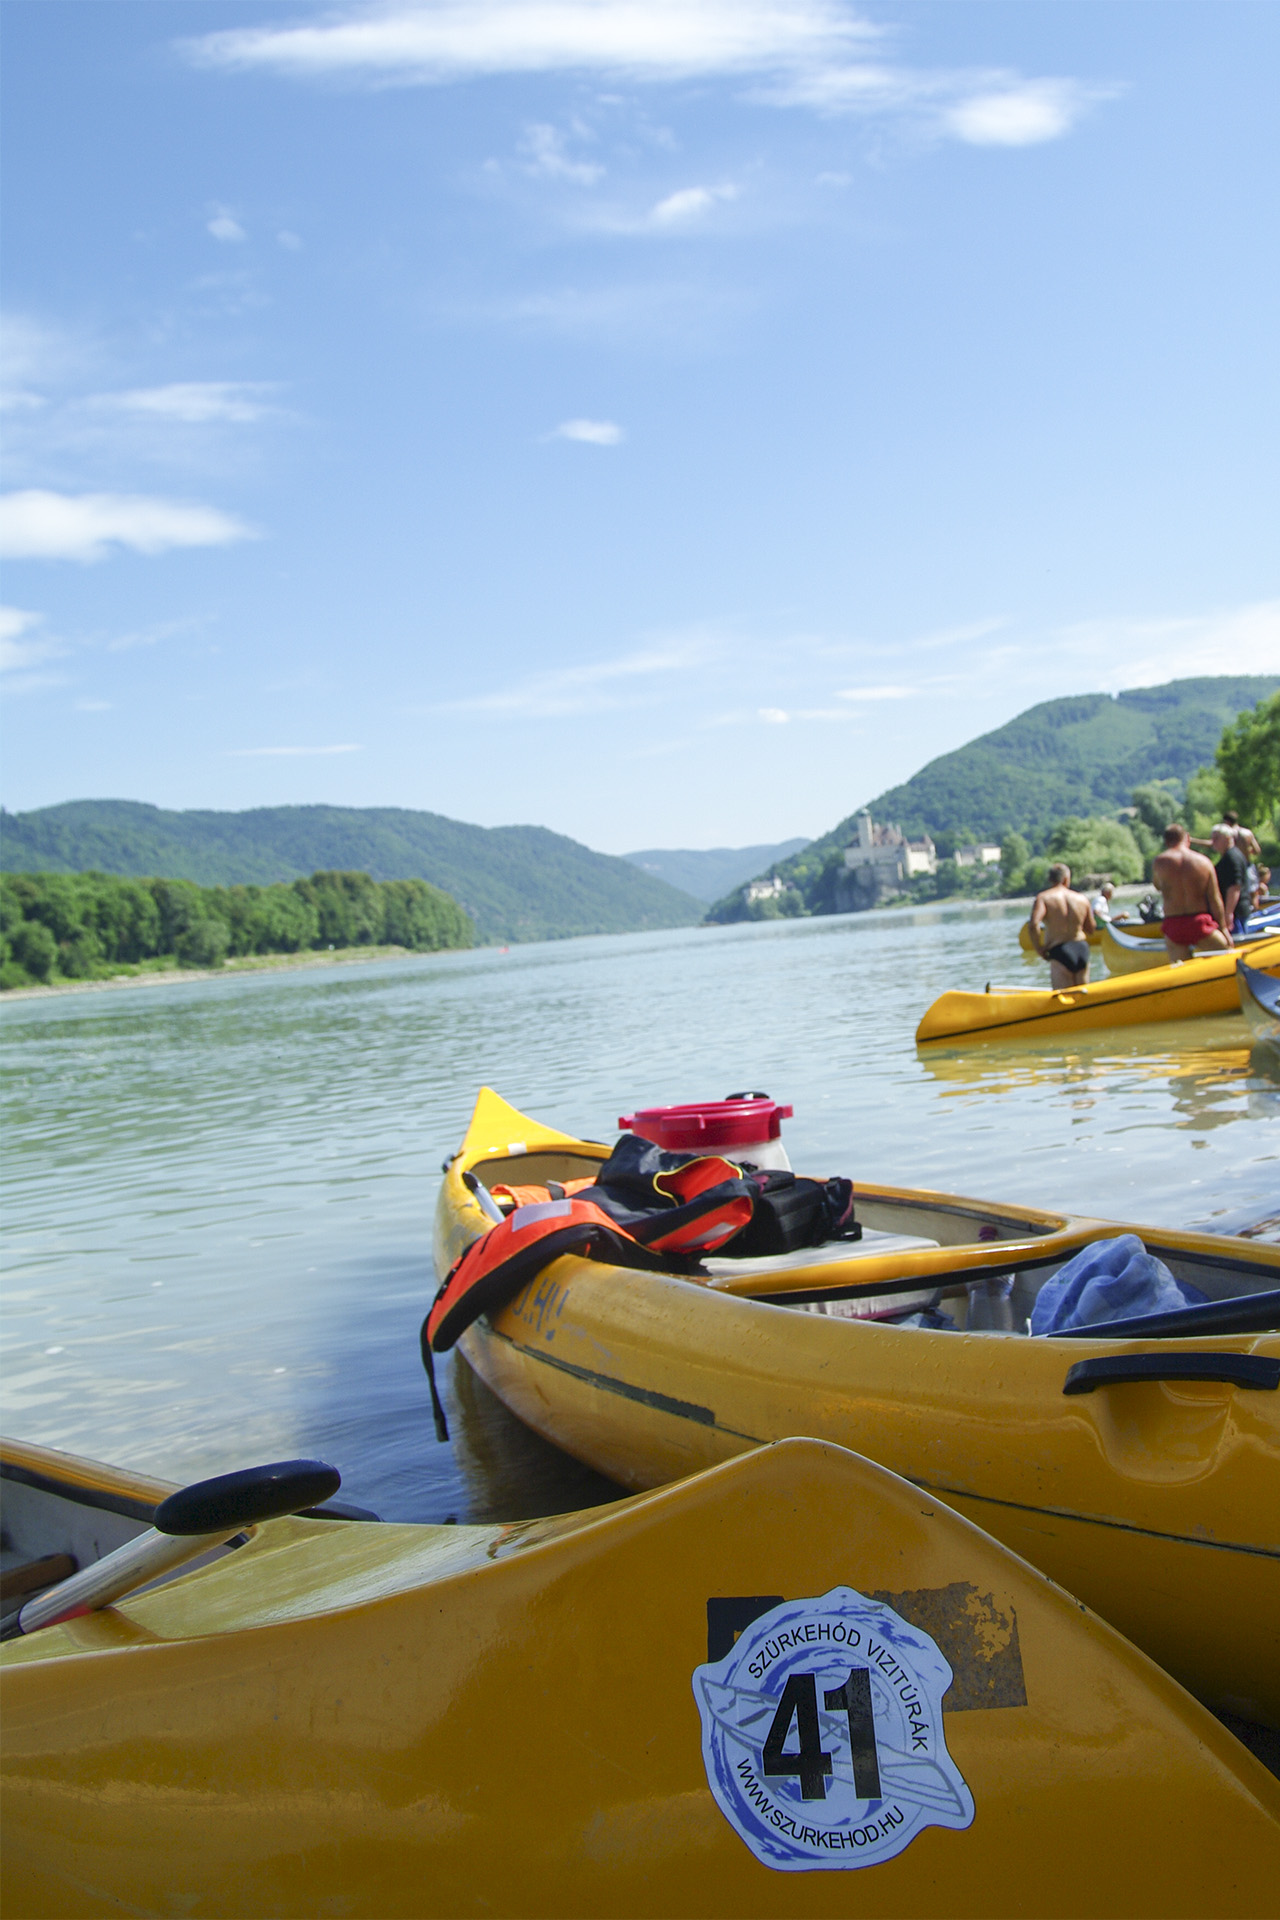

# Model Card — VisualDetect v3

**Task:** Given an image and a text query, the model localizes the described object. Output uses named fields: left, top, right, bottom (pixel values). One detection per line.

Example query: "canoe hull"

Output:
left=5, top=1437, right=1280, bottom=1918
left=460, top=1277, right=1280, bottom=1727
left=439, top=1092, right=1280, bottom=1727
left=917, top=935, right=1280, bottom=1042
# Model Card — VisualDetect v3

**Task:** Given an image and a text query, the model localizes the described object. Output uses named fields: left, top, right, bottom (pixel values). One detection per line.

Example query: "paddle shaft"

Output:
left=17, top=1524, right=238, bottom=1634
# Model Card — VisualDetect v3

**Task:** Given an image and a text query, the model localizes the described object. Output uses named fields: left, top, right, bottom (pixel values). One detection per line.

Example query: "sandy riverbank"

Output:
left=0, top=944, right=453, bottom=1003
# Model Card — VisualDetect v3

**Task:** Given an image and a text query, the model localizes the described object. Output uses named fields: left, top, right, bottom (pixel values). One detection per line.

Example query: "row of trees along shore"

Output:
left=730, top=690, right=1280, bottom=919
left=991, top=692, right=1277, bottom=902
left=0, top=869, right=473, bottom=990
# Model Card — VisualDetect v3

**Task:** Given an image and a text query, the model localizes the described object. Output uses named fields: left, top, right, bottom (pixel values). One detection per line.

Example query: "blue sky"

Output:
left=2, top=0, right=1277, bottom=852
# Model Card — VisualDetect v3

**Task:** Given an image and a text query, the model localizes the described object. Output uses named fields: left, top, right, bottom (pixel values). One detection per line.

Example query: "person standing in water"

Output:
left=1152, top=824, right=1231, bottom=960
left=1030, top=864, right=1096, bottom=987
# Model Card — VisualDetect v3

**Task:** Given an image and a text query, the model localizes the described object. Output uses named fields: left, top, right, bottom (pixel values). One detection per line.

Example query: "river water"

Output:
left=3, top=901, right=1277, bottom=1523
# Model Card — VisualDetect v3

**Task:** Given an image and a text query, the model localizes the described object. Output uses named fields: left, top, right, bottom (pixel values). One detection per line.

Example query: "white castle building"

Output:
left=842, top=814, right=937, bottom=897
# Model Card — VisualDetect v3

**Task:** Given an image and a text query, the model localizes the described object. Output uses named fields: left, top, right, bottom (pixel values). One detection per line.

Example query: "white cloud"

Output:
left=648, top=183, right=738, bottom=226
left=521, top=122, right=603, bottom=184
left=207, top=207, right=247, bottom=242
left=87, top=382, right=278, bottom=424
left=184, top=0, right=876, bottom=85
left=552, top=417, right=624, bottom=445
left=183, top=7, right=1112, bottom=155
left=0, top=490, right=257, bottom=562
left=759, top=707, right=789, bottom=723
left=76, top=699, right=113, bottom=711
left=277, top=230, right=304, bottom=250
left=0, top=606, right=65, bottom=673
left=944, top=81, right=1095, bottom=147
left=227, top=743, right=363, bottom=756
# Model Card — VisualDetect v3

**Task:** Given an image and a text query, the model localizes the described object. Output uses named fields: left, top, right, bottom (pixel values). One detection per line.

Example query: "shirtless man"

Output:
left=1030, top=864, right=1096, bottom=987
left=1152, top=824, right=1230, bottom=960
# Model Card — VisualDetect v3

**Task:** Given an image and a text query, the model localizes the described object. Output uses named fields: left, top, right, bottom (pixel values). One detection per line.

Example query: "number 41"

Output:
left=761, top=1669, right=882, bottom=1801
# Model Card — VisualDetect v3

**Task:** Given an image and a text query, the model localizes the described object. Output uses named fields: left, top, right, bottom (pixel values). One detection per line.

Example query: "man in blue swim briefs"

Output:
left=1030, top=864, right=1096, bottom=988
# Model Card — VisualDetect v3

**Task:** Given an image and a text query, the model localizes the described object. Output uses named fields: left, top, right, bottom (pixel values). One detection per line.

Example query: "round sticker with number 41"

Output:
left=693, top=1586, right=975, bottom=1872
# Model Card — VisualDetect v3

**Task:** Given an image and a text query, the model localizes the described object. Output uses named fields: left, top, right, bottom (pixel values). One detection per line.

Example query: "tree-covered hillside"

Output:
left=1, top=868, right=472, bottom=988
left=0, top=802, right=703, bottom=945
left=708, top=675, right=1280, bottom=921
left=625, top=839, right=810, bottom=903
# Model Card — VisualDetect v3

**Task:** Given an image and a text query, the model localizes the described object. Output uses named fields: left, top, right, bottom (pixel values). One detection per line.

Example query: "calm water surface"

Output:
left=3, top=902, right=1278, bottom=1522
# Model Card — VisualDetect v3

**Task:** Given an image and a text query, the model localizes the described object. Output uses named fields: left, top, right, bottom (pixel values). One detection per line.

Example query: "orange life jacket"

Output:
left=419, top=1195, right=688, bottom=1440
left=419, top=1163, right=757, bottom=1440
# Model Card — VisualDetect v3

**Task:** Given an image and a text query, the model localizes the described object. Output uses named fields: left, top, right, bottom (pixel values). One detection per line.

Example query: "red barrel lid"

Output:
left=618, top=1094, right=793, bottom=1152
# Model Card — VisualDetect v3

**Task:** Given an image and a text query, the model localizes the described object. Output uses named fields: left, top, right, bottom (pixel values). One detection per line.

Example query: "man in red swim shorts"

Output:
left=1152, top=824, right=1231, bottom=961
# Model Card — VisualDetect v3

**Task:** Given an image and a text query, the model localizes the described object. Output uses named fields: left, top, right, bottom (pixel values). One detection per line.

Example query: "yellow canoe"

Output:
left=1103, top=918, right=1280, bottom=978
left=917, top=935, right=1280, bottom=1042
left=4, top=1434, right=1280, bottom=1917
left=1098, top=917, right=1179, bottom=974
left=435, top=1090, right=1280, bottom=1730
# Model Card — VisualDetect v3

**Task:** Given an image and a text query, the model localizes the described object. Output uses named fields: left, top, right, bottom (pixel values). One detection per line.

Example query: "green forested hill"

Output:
left=0, top=801, right=703, bottom=945
left=625, top=839, right=811, bottom=903
left=709, top=675, right=1280, bottom=919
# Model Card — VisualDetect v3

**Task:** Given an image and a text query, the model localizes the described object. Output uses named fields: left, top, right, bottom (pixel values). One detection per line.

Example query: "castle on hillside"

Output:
left=838, top=812, right=937, bottom=911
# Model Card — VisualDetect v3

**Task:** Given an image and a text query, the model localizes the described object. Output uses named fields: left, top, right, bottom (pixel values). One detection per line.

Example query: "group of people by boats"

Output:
left=1028, top=814, right=1272, bottom=989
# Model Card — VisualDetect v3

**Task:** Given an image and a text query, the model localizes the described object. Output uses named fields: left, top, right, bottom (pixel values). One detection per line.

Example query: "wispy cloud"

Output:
left=520, top=122, right=603, bottom=184
left=1052, top=600, right=1280, bottom=691
left=207, top=206, right=247, bottom=242
left=0, top=605, right=65, bottom=673
left=647, top=183, right=738, bottom=226
left=183, top=3, right=1113, bottom=148
left=551, top=417, right=624, bottom=445
left=462, top=277, right=750, bottom=345
left=106, top=618, right=196, bottom=653
left=184, top=1, right=877, bottom=86
left=835, top=683, right=914, bottom=700
left=226, top=742, right=363, bottom=756
left=0, top=490, right=257, bottom=562
left=86, top=382, right=279, bottom=424
left=438, top=632, right=722, bottom=718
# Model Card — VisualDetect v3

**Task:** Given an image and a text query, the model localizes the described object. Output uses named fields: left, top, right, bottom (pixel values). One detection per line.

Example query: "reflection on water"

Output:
left=2, top=902, right=1277, bottom=1522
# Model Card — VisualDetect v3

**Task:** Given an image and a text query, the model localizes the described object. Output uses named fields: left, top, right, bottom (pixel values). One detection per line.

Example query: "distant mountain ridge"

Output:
left=625, top=839, right=811, bottom=903
left=0, top=801, right=703, bottom=946
left=708, top=674, right=1280, bottom=921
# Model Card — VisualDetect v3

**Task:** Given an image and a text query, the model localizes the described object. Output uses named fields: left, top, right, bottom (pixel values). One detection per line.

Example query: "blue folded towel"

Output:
left=1031, top=1233, right=1205, bottom=1336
